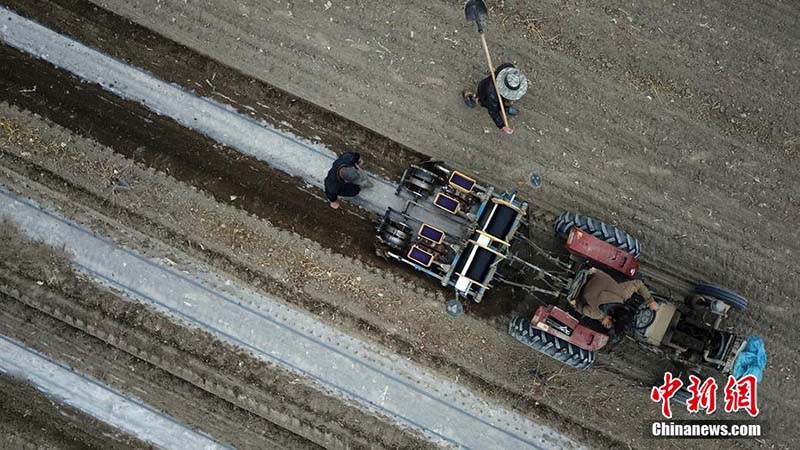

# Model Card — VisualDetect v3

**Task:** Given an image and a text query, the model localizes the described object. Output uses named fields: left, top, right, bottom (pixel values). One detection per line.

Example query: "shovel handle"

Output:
left=479, top=33, right=509, bottom=130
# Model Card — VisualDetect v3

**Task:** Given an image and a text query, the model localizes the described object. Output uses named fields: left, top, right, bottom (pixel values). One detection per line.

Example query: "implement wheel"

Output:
left=509, top=316, right=596, bottom=369
left=379, top=220, right=413, bottom=251
left=554, top=212, right=642, bottom=258
left=403, top=167, right=440, bottom=197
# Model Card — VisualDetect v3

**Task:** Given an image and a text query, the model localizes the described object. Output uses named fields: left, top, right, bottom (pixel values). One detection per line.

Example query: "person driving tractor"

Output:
left=577, top=268, right=659, bottom=334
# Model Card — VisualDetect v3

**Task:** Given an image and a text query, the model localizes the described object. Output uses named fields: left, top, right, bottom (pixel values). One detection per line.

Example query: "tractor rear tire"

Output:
left=554, top=212, right=642, bottom=258
left=509, top=316, right=596, bottom=369
left=692, top=284, right=749, bottom=310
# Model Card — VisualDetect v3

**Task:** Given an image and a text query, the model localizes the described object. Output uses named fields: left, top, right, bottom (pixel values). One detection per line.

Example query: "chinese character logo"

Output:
left=650, top=372, right=683, bottom=419
left=724, top=374, right=759, bottom=417
left=686, top=374, right=717, bottom=414
left=651, top=372, right=759, bottom=417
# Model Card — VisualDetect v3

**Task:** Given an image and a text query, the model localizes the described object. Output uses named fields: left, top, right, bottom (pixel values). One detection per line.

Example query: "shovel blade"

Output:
left=464, top=0, right=488, bottom=23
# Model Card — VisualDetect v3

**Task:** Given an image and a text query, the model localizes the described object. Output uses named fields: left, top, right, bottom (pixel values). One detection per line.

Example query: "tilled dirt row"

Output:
left=0, top=219, right=435, bottom=450
left=42, top=0, right=797, bottom=409
left=1, top=0, right=427, bottom=182
left=69, top=0, right=799, bottom=285
left=3, top=0, right=796, bottom=349
left=1, top=2, right=795, bottom=447
left=0, top=373, right=151, bottom=450
left=0, top=98, right=784, bottom=450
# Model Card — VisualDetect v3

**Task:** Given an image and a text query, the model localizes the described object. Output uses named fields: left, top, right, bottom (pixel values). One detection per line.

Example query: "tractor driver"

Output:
left=577, top=268, right=659, bottom=334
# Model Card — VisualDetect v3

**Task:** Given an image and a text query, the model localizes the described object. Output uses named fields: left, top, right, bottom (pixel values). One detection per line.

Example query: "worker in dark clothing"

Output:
left=324, top=151, right=371, bottom=209
left=578, top=268, right=659, bottom=333
left=462, top=62, right=528, bottom=135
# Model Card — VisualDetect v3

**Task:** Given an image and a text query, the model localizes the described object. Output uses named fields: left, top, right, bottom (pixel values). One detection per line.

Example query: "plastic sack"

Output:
left=732, top=335, right=767, bottom=382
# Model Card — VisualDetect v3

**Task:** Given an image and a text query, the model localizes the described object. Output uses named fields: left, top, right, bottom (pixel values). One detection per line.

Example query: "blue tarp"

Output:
left=733, top=335, right=767, bottom=382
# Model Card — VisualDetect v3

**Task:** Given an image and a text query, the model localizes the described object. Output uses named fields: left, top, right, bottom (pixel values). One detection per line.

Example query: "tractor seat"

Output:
left=407, top=245, right=435, bottom=267
left=448, top=170, right=476, bottom=193
left=418, top=223, right=445, bottom=245
left=566, top=269, right=591, bottom=307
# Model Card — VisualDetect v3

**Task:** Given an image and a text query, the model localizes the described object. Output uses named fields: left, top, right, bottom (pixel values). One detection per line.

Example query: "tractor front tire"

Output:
left=509, top=316, right=596, bottom=370
left=554, top=212, right=642, bottom=259
left=692, top=284, right=749, bottom=310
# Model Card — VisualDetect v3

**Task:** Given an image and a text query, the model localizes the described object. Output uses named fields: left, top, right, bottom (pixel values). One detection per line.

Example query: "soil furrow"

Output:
left=0, top=374, right=152, bottom=450
left=1, top=1, right=796, bottom=447
left=0, top=223, right=433, bottom=450
left=1, top=101, right=789, bottom=449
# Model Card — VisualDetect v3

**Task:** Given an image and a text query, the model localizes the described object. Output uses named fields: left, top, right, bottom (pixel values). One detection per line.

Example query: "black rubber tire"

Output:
left=409, top=167, right=439, bottom=185
left=509, top=316, right=596, bottom=369
left=554, top=212, right=642, bottom=258
left=380, top=231, right=407, bottom=250
left=379, top=222, right=412, bottom=250
left=404, top=175, right=434, bottom=196
left=692, top=284, right=749, bottom=310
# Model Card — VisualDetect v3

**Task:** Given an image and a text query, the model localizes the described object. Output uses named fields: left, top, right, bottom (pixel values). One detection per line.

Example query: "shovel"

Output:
left=464, top=0, right=509, bottom=130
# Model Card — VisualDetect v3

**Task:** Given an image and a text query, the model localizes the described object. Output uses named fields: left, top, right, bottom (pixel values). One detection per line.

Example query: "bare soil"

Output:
left=1, top=0, right=797, bottom=448
left=2, top=0, right=428, bottom=181
left=0, top=100, right=783, bottom=450
left=0, top=219, right=433, bottom=450
left=0, top=374, right=152, bottom=450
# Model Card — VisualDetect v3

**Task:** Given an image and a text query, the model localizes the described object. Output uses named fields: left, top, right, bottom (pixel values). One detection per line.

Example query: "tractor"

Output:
left=508, top=212, right=751, bottom=379
left=377, top=163, right=757, bottom=381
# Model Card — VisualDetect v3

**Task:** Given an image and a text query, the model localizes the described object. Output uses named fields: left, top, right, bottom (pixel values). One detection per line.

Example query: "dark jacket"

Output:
left=578, top=270, right=656, bottom=320
left=324, top=152, right=361, bottom=202
left=476, top=62, right=514, bottom=128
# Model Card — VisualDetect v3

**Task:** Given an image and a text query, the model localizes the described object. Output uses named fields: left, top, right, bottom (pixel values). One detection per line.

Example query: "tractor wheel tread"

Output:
left=554, top=211, right=642, bottom=259
left=508, top=316, right=596, bottom=370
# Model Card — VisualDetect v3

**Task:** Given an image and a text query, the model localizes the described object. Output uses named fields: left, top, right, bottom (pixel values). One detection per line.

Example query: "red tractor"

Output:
left=377, top=164, right=756, bottom=378
left=509, top=212, right=752, bottom=379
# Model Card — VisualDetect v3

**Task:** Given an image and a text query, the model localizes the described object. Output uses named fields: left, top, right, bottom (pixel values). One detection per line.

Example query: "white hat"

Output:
left=341, top=166, right=368, bottom=184
left=496, top=67, right=528, bottom=101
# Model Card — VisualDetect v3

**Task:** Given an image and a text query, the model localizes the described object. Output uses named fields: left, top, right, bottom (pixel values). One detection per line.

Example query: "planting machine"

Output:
left=376, top=162, right=754, bottom=378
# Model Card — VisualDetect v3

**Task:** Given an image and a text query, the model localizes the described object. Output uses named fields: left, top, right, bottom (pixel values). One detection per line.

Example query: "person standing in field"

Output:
left=324, top=151, right=372, bottom=209
left=462, top=62, right=528, bottom=135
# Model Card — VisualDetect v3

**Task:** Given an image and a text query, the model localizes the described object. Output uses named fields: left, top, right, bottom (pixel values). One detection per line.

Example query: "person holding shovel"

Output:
left=462, top=62, right=528, bottom=134
left=462, top=0, right=528, bottom=135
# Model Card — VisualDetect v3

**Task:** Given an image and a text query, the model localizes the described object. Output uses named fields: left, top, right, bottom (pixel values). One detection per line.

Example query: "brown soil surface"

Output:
left=1, top=0, right=797, bottom=448
left=0, top=98, right=784, bottom=450
left=0, top=218, right=432, bottom=450
left=2, top=0, right=428, bottom=181
left=0, top=374, right=152, bottom=450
